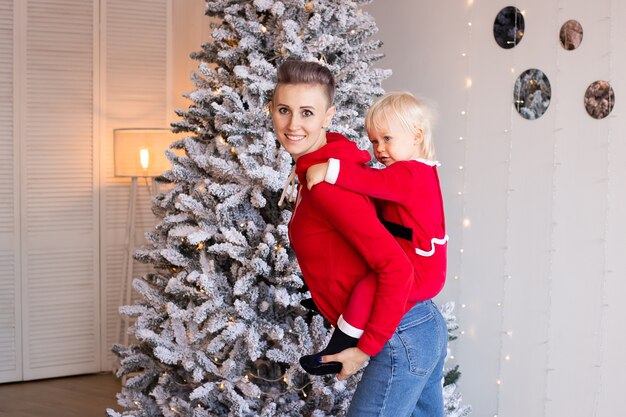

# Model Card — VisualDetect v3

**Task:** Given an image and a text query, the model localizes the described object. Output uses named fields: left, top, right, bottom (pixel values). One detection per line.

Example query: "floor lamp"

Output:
left=113, top=128, right=173, bottom=347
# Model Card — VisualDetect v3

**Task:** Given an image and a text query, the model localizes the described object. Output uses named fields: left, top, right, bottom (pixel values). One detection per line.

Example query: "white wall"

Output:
left=366, top=1, right=626, bottom=416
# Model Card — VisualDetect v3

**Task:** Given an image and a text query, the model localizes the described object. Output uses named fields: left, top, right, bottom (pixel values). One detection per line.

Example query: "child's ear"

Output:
left=414, top=128, right=424, bottom=144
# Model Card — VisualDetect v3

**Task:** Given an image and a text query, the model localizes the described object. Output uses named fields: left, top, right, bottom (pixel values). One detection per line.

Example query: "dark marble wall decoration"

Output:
left=493, top=6, right=525, bottom=49
left=514, top=69, right=551, bottom=120
left=560, top=19, right=583, bottom=50
left=584, top=80, right=615, bottom=119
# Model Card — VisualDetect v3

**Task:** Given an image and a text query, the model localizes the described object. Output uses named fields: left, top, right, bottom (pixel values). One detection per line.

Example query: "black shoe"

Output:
left=299, top=355, right=342, bottom=375
left=299, top=327, right=359, bottom=375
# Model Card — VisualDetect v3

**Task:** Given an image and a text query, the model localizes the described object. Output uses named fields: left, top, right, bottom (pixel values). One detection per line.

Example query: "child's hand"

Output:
left=321, top=347, right=370, bottom=381
left=306, top=162, right=329, bottom=190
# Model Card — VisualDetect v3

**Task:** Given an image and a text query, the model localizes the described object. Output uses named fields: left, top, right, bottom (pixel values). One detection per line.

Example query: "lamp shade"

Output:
left=113, top=128, right=173, bottom=177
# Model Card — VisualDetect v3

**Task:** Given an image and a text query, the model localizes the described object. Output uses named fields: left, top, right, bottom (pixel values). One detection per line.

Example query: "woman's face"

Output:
left=271, top=83, right=336, bottom=160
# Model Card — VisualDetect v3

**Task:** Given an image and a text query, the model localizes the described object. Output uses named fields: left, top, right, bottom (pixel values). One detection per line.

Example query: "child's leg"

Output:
left=300, top=272, right=377, bottom=375
left=339, top=271, right=377, bottom=333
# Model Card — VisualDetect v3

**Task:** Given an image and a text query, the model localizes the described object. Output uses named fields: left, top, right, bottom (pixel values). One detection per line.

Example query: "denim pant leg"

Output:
left=412, top=304, right=447, bottom=417
left=346, top=301, right=448, bottom=417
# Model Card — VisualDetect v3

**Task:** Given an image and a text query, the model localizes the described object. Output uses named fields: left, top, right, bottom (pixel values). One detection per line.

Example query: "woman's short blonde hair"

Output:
left=365, top=91, right=437, bottom=160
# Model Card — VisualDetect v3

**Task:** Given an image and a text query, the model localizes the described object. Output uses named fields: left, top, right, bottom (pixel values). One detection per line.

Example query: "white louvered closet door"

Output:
left=0, top=0, right=21, bottom=383
left=20, top=0, right=100, bottom=380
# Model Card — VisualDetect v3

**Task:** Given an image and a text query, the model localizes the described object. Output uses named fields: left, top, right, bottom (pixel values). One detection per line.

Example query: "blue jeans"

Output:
left=347, top=300, right=448, bottom=417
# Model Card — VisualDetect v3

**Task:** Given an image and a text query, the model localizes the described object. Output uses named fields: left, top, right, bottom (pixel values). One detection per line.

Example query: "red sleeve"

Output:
left=309, top=183, right=413, bottom=356
left=334, top=161, right=415, bottom=204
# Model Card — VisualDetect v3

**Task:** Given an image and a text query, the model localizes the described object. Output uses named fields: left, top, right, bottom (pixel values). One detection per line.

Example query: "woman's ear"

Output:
left=323, top=106, right=336, bottom=129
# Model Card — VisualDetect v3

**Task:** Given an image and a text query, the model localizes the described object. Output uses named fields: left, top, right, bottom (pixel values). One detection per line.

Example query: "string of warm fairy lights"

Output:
left=142, top=342, right=316, bottom=416
left=451, top=0, right=473, bottom=364
left=593, top=2, right=614, bottom=414
left=492, top=6, right=528, bottom=416
left=450, top=0, right=466, bottom=332
left=541, top=2, right=562, bottom=414
left=151, top=232, right=317, bottom=417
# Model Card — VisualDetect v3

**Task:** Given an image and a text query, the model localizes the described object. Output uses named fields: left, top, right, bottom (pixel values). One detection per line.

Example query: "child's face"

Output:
left=367, top=117, right=423, bottom=166
left=271, top=83, right=336, bottom=161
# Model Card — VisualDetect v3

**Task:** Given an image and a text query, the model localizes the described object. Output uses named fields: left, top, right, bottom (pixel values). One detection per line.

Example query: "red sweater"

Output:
left=289, top=133, right=414, bottom=356
left=327, top=158, right=448, bottom=302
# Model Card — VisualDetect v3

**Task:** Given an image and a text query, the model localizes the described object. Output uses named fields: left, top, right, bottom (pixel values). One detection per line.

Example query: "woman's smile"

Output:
left=271, top=83, right=336, bottom=160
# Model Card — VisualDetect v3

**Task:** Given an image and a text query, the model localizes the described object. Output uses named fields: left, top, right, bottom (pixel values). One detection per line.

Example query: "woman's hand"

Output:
left=306, top=162, right=329, bottom=190
left=321, top=347, right=371, bottom=381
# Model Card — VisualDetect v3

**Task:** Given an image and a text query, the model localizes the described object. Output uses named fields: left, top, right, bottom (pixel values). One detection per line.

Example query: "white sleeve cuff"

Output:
left=325, top=158, right=340, bottom=185
left=337, top=314, right=364, bottom=338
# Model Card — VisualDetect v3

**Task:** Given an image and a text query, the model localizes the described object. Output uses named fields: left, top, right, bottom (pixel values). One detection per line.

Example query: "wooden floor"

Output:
left=0, top=373, right=123, bottom=417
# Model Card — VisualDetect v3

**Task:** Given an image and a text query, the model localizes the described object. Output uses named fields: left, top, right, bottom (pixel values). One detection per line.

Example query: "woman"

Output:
left=271, top=59, right=447, bottom=416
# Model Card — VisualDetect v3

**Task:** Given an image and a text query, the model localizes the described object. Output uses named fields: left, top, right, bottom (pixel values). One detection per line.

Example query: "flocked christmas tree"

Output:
left=440, top=302, right=472, bottom=417
left=108, top=1, right=470, bottom=416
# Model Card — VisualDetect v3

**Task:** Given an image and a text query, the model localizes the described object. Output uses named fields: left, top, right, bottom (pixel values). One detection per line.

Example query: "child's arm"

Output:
left=326, top=158, right=418, bottom=204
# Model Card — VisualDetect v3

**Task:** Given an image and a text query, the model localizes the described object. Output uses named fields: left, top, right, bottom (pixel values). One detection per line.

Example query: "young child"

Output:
left=300, top=91, right=448, bottom=375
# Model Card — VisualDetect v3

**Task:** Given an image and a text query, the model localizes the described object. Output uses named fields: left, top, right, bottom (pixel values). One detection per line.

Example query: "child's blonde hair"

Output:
left=365, top=91, right=437, bottom=161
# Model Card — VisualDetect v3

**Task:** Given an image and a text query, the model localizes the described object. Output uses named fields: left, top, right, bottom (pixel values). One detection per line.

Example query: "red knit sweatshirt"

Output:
left=288, top=132, right=414, bottom=356
left=327, top=158, right=448, bottom=303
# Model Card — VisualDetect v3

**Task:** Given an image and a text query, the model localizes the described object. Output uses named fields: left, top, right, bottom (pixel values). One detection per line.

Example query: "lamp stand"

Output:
left=116, top=177, right=160, bottom=349
left=117, top=176, right=138, bottom=348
